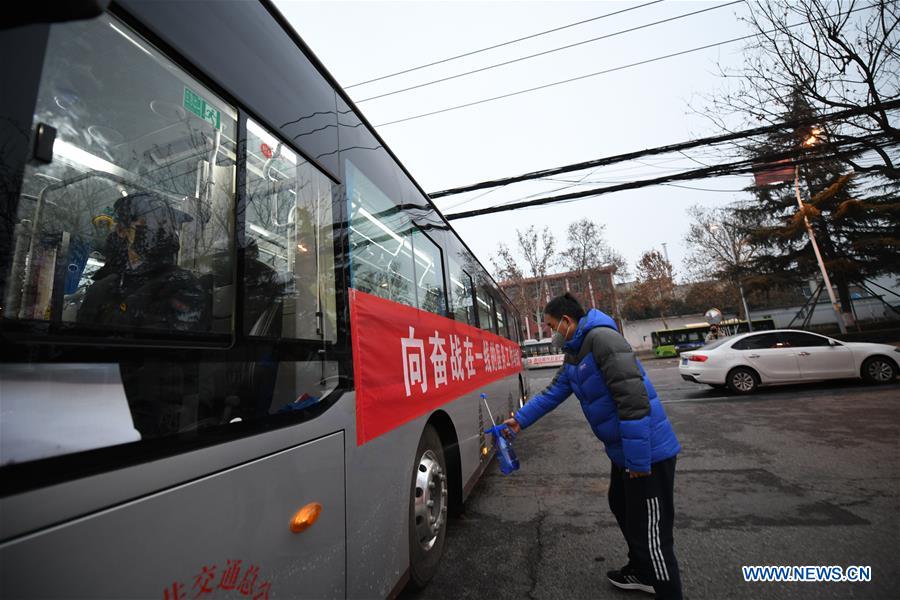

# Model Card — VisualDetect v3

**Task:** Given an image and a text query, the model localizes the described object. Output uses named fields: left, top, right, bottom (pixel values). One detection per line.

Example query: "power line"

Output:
left=444, top=134, right=898, bottom=220
left=375, top=4, right=873, bottom=128
left=345, top=0, right=666, bottom=89
left=443, top=164, right=609, bottom=211
left=356, top=1, right=744, bottom=104
left=660, top=183, right=747, bottom=192
left=427, top=99, right=900, bottom=198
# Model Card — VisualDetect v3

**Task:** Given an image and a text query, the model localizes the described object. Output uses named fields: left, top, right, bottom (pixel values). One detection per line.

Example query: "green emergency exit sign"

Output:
left=183, top=86, right=221, bottom=130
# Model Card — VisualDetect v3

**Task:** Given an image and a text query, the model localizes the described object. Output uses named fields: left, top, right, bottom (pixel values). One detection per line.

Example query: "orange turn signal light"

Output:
left=290, top=502, right=323, bottom=534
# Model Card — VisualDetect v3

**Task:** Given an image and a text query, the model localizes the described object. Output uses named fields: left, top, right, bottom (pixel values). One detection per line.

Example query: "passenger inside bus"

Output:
left=0, top=12, right=340, bottom=452
left=77, top=192, right=209, bottom=331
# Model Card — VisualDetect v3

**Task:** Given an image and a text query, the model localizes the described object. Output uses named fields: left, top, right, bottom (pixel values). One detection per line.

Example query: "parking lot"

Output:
left=402, top=359, right=900, bottom=600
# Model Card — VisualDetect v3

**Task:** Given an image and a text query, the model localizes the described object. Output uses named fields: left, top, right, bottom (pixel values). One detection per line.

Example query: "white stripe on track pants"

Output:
left=608, top=456, right=683, bottom=600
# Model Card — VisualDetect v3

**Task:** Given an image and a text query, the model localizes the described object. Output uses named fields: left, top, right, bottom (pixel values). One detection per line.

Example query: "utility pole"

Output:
left=737, top=281, right=753, bottom=332
left=794, top=165, right=847, bottom=334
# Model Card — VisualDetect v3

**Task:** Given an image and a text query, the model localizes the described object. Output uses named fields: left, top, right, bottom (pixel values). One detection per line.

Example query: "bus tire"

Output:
left=407, top=424, right=448, bottom=589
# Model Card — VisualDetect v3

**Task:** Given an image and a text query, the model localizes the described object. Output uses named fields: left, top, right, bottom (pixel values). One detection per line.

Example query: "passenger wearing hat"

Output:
left=78, top=192, right=208, bottom=332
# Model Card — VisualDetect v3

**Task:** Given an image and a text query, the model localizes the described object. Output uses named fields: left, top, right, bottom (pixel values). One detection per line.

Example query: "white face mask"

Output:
left=551, top=318, right=571, bottom=350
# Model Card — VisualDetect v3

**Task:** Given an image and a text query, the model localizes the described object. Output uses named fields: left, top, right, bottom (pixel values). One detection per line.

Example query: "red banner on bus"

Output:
left=349, top=289, right=523, bottom=445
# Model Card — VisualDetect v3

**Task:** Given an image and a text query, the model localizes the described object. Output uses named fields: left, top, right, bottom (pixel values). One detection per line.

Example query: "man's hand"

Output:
left=627, top=470, right=651, bottom=479
left=501, top=417, right=521, bottom=439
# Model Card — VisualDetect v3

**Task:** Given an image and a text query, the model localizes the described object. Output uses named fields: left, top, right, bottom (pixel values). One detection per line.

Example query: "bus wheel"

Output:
left=408, top=425, right=448, bottom=589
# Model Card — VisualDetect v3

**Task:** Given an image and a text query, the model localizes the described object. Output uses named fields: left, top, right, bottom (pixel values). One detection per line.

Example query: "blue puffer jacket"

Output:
left=515, top=309, right=680, bottom=472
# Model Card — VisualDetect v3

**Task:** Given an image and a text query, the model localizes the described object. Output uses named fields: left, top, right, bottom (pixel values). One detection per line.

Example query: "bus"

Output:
left=0, top=3, right=528, bottom=598
left=651, top=318, right=776, bottom=357
left=521, top=338, right=565, bottom=369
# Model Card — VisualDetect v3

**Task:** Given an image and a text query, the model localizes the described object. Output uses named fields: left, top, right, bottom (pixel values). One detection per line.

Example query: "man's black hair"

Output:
left=544, top=292, right=585, bottom=321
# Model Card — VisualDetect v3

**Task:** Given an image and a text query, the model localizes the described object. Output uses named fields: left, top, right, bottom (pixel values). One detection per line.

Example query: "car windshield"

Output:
left=702, top=335, right=737, bottom=350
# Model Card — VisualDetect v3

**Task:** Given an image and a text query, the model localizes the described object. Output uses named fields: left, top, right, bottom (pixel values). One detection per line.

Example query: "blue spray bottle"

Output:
left=482, top=393, right=520, bottom=475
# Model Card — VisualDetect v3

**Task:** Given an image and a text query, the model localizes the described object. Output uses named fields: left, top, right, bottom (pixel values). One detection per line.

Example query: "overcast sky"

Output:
left=274, top=0, right=761, bottom=282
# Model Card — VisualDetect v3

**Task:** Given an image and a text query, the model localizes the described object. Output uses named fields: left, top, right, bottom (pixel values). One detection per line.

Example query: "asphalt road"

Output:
left=401, top=359, right=900, bottom=600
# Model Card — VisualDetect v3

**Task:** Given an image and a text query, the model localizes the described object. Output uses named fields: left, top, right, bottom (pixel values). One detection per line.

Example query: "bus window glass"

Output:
left=346, top=160, right=416, bottom=308
left=449, top=259, right=475, bottom=325
left=495, top=302, right=507, bottom=339
left=2, top=13, right=236, bottom=336
left=476, top=281, right=495, bottom=332
left=244, top=118, right=336, bottom=341
left=410, top=228, right=445, bottom=315
left=0, top=15, right=343, bottom=468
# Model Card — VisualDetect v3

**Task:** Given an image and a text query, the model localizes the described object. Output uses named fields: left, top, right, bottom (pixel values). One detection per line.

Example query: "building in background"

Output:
left=500, top=266, right=618, bottom=341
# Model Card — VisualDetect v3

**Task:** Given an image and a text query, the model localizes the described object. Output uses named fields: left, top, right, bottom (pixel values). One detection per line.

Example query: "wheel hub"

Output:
left=414, top=449, right=448, bottom=551
left=734, top=372, right=754, bottom=391
left=868, top=360, right=892, bottom=382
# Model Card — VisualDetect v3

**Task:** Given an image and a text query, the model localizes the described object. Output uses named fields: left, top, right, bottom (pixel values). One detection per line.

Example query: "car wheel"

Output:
left=861, top=356, right=897, bottom=384
left=408, top=425, right=448, bottom=589
left=727, top=367, right=759, bottom=394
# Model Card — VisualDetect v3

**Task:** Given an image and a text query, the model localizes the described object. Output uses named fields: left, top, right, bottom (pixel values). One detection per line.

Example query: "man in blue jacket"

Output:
left=504, top=293, right=683, bottom=599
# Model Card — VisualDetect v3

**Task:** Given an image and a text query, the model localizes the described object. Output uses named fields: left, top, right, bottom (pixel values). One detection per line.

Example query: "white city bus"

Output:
left=521, top=338, right=566, bottom=369
left=0, top=2, right=528, bottom=598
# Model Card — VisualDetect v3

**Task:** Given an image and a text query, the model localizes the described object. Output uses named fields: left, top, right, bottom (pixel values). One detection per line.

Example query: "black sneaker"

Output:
left=607, top=564, right=655, bottom=594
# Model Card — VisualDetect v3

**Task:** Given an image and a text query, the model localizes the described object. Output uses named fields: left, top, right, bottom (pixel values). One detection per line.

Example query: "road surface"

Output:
left=401, top=358, right=900, bottom=599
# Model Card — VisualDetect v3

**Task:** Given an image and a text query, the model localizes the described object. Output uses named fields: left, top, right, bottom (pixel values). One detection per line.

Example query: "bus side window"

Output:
left=475, top=278, right=495, bottom=333
left=346, top=160, right=417, bottom=309
left=410, top=228, right=446, bottom=316
left=244, top=118, right=337, bottom=341
left=0, top=13, right=245, bottom=464
left=2, top=13, right=236, bottom=336
left=449, top=258, right=475, bottom=325
left=494, top=299, right=506, bottom=338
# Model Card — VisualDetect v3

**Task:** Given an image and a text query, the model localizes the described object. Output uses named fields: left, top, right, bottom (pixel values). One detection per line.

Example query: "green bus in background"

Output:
left=651, top=318, right=776, bottom=357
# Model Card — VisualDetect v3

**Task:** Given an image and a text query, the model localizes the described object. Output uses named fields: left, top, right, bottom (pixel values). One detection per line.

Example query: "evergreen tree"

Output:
left=737, top=91, right=900, bottom=319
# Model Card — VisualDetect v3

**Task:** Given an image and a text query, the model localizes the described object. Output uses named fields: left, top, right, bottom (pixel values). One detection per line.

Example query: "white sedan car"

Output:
left=678, top=329, right=899, bottom=394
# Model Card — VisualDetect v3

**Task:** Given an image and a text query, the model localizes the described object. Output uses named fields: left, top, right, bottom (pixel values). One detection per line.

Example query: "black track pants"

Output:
left=608, top=456, right=683, bottom=600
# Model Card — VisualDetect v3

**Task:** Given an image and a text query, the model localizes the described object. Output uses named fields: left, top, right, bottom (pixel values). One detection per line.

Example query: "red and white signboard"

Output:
left=526, top=354, right=564, bottom=368
left=349, top=289, right=522, bottom=445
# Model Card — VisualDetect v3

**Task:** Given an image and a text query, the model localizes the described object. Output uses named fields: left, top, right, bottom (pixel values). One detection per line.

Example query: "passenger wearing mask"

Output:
left=78, top=192, right=208, bottom=332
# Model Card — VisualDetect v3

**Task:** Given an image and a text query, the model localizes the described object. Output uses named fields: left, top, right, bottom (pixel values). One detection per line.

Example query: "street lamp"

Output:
left=802, top=126, right=825, bottom=148
left=794, top=127, right=847, bottom=334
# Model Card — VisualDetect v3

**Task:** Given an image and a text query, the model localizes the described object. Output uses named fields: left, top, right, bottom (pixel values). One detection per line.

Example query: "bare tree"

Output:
left=518, top=226, right=557, bottom=278
left=683, top=204, right=757, bottom=318
left=491, top=242, right=536, bottom=338
left=491, top=242, right=524, bottom=282
left=561, top=218, right=630, bottom=282
left=681, top=279, right=740, bottom=315
left=490, top=226, right=558, bottom=339
left=624, top=250, right=677, bottom=327
left=700, top=0, right=900, bottom=179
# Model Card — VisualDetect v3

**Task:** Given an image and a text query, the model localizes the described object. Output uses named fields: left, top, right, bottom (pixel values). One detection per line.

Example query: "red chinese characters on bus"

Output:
left=164, top=561, right=270, bottom=600
left=349, top=289, right=522, bottom=445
